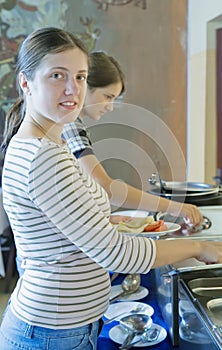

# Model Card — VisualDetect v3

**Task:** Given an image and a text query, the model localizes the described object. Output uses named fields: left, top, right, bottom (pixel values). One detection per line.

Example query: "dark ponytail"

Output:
left=0, top=97, right=25, bottom=153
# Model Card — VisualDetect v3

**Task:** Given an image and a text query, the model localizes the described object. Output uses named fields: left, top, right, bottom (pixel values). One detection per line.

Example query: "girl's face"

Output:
left=20, top=48, right=88, bottom=124
left=83, top=81, right=123, bottom=121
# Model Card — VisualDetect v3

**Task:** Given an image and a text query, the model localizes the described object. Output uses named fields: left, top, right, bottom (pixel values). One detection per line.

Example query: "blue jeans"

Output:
left=0, top=305, right=101, bottom=350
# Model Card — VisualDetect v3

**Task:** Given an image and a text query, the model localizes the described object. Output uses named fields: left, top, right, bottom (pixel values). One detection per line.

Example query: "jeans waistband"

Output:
left=6, top=305, right=94, bottom=338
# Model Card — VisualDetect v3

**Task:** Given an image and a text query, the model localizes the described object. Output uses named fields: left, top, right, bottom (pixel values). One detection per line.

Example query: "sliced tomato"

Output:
left=144, top=220, right=163, bottom=232
left=154, top=223, right=168, bottom=232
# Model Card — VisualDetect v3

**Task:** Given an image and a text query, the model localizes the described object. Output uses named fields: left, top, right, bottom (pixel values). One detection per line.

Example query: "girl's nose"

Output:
left=65, top=78, right=79, bottom=96
left=105, top=101, right=114, bottom=112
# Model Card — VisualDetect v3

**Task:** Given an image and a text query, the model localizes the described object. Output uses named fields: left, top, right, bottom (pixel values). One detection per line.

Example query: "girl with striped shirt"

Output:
left=1, top=27, right=222, bottom=350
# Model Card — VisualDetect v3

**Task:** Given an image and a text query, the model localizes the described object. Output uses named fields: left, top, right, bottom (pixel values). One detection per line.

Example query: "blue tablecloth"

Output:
left=98, top=271, right=213, bottom=350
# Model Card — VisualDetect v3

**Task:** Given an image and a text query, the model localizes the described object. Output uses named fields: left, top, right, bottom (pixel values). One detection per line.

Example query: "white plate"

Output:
left=104, top=301, right=154, bottom=320
left=109, top=323, right=167, bottom=347
left=111, top=210, right=149, bottom=217
left=124, top=222, right=181, bottom=237
left=109, top=285, right=149, bottom=302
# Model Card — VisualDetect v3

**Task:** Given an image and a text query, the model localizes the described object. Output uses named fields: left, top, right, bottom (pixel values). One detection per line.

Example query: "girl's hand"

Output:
left=170, top=202, right=203, bottom=226
left=196, top=241, right=222, bottom=264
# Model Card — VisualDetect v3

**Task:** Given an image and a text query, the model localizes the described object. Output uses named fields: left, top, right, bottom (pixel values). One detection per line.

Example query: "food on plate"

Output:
left=117, top=217, right=168, bottom=233
left=117, top=217, right=154, bottom=233
left=144, top=220, right=168, bottom=232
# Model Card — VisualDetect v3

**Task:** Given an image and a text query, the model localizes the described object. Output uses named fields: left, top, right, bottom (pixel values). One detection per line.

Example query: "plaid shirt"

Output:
left=62, top=117, right=94, bottom=158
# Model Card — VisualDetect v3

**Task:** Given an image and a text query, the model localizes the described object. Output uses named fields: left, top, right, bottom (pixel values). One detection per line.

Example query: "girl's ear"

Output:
left=19, top=72, right=31, bottom=95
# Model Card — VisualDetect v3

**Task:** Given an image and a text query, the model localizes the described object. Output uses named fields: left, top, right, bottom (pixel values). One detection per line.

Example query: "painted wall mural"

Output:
left=92, top=0, right=147, bottom=11
left=0, top=0, right=66, bottom=104
left=77, top=17, right=101, bottom=52
left=0, top=0, right=147, bottom=106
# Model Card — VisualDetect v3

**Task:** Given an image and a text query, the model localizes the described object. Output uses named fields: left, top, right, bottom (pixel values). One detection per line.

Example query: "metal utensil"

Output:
left=120, top=327, right=160, bottom=349
left=110, top=272, right=119, bottom=282
left=141, top=327, right=160, bottom=342
left=183, top=216, right=212, bottom=233
left=148, top=172, right=166, bottom=194
left=119, top=330, right=136, bottom=350
left=109, top=274, right=141, bottom=303
left=154, top=211, right=212, bottom=235
left=104, top=304, right=145, bottom=325
left=119, top=313, right=152, bottom=349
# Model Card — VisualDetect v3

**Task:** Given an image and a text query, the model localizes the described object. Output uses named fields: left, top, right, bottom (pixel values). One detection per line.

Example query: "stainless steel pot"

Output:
left=148, top=186, right=219, bottom=198
left=153, top=181, right=218, bottom=194
left=148, top=173, right=219, bottom=195
left=148, top=173, right=219, bottom=204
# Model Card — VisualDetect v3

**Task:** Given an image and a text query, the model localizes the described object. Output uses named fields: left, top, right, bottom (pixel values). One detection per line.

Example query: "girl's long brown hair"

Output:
left=87, top=51, right=125, bottom=95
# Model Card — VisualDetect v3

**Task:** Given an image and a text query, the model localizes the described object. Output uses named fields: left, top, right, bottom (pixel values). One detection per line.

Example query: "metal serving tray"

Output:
left=155, top=262, right=222, bottom=346
left=179, top=272, right=222, bottom=348
left=188, top=277, right=222, bottom=298
left=185, top=277, right=222, bottom=327
left=207, top=298, right=222, bottom=327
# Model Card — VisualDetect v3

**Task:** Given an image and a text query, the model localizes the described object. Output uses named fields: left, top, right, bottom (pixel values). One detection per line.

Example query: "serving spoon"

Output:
left=109, top=274, right=141, bottom=303
left=104, top=304, right=145, bottom=325
left=120, top=327, right=160, bottom=349
left=119, top=313, right=153, bottom=349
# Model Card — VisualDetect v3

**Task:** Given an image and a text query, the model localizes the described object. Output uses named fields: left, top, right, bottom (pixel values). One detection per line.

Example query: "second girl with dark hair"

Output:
left=63, top=51, right=203, bottom=226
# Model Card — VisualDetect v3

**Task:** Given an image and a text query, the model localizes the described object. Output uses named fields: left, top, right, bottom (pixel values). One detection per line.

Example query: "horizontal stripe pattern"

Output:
left=2, top=137, right=156, bottom=329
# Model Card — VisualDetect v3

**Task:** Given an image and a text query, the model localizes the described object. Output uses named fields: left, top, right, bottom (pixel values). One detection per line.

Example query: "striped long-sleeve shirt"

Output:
left=2, top=137, right=156, bottom=329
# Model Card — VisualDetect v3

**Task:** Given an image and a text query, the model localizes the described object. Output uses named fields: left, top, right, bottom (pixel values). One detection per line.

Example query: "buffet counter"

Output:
left=98, top=205, right=222, bottom=349
left=98, top=271, right=217, bottom=349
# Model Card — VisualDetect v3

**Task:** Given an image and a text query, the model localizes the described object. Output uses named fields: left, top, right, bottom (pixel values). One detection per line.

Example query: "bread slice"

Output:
left=117, top=216, right=155, bottom=233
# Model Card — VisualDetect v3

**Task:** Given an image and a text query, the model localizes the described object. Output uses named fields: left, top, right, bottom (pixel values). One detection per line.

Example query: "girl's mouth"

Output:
left=60, top=101, right=77, bottom=109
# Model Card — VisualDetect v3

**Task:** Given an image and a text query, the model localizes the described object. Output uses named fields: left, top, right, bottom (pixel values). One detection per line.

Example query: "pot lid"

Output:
left=148, top=187, right=219, bottom=198
left=153, top=181, right=219, bottom=193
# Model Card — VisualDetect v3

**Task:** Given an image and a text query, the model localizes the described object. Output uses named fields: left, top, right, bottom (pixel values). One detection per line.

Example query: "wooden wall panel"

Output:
left=216, top=28, right=222, bottom=182
left=86, top=0, right=188, bottom=186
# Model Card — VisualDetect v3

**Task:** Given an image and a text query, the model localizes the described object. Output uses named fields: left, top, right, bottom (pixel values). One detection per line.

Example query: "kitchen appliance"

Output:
left=154, top=205, right=222, bottom=347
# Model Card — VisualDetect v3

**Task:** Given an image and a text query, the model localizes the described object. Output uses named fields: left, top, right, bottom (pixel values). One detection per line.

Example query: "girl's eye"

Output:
left=77, top=74, right=87, bottom=81
left=51, top=72, right=64, bottom=79
left=105, top=95, right=113, bottom=101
